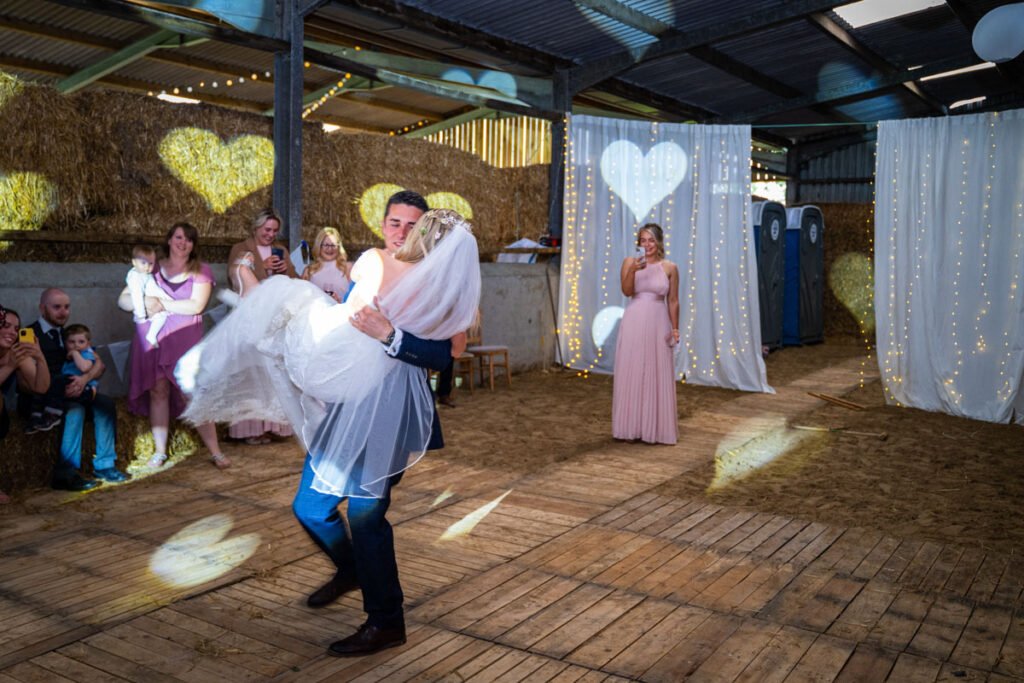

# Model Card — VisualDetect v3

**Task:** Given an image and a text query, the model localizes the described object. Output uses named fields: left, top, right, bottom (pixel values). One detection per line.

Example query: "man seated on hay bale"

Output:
left=18, top=288, right=125, bottom=491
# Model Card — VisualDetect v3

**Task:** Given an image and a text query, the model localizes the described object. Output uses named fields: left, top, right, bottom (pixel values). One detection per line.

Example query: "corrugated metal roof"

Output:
left=0, top=0, right=1020, bottom=151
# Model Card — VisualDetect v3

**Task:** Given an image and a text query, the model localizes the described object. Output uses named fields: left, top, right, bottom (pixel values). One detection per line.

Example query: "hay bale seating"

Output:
left=0, top=400, right=206, bottom=497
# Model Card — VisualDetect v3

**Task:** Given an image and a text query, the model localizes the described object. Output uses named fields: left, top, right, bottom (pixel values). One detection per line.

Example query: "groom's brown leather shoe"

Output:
left=327, top=623, right=406, bottom=657
left=306, top=573, right=359, bottom=608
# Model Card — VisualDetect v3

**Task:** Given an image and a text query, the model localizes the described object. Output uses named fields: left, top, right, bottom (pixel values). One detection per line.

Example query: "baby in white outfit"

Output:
left=126, top=244, right=174, bottom=348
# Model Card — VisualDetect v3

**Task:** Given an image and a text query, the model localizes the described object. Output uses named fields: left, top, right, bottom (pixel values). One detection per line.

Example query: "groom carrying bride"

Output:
left=293, top=190, right=458, bottom=657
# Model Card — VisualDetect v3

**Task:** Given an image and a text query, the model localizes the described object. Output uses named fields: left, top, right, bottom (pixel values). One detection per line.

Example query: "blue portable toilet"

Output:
left=783, top=206, right=825, bottom=345
left=752, top=201, right=786, bottom=350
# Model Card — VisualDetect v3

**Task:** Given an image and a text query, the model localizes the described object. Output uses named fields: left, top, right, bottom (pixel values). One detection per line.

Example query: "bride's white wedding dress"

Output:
left=176, top=225, right=480, bottom=497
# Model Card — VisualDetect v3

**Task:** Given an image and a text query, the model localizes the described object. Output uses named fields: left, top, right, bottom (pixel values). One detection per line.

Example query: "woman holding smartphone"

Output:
left=0, top=305, right=51, bottom=502
left=225, top=208, right=298, bottom=446
left=612, top=223, right=680, bottom=445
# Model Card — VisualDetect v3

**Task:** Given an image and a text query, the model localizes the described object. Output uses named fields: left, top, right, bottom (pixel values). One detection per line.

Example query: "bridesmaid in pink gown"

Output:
left=118, top=222, right=229, bottom=469
left=612, top=223, right=680, bottom=444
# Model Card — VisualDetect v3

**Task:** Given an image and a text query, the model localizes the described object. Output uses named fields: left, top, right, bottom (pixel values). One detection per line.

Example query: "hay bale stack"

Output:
left=0, top=78, right=548, bottom=261
left=817, top=202, right=874, bottom=339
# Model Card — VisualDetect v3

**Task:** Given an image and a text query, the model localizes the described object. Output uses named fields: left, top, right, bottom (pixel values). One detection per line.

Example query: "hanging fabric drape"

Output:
left=558, top=115, right=771, bottom=393
left=875, top=109, right=1024, bottom=424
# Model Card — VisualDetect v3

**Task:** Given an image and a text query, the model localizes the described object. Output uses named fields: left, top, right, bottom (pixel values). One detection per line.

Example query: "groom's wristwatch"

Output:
left=382, top=327, right=396, bottom=346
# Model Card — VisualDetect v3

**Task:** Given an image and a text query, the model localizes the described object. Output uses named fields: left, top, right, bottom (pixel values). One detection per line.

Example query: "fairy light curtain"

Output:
left=875, top=109, right=1024, bottom=424
left=558, top=115, right=772, bottom=393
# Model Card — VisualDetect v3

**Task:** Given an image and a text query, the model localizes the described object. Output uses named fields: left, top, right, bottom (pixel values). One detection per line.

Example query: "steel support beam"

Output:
left=56, top=28, right=180, bottom=93
left=806, top=12, right=945, bottom=113
left=570, top=0, right=858, bottom=92
left=274, top=0, right=305, bottom=249
left=48, top=0, right=288, bottom=52
left=575, top=0, right=802, bottom=100
left=718, top=56, right=976, bottom=123
left=549, top=70, right=570, bottom=238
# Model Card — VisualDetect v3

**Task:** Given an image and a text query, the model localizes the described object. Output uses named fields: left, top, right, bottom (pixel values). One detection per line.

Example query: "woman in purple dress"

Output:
left=612, top=223, right=680, bottom=445
left=118, top=222, right=229, bottom=469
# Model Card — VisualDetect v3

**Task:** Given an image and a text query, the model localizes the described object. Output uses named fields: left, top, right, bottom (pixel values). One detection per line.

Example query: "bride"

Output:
left=176, top=208, right=480, bottom=497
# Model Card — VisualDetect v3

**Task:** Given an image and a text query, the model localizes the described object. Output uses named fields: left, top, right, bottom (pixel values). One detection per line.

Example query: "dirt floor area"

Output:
left=440, top=338, right=1024, bottom=557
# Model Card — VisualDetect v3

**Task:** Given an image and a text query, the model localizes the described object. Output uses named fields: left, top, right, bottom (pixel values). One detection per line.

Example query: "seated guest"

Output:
left=302, top=227, right=351, bottom=302
left=61, top=323, right=127, bottom=485
left=1, top=305, right=50, bottom=503
left=20, top=288, right=109, bottom=491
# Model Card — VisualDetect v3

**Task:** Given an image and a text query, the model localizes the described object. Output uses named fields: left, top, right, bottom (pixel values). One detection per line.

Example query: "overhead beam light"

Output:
left=833, top=0, right=945, bottom=28
left=919, top=62, right=996, bottom=81
left=950, top=96, right=987, bottom=109
left=157, top=92, right=200, bottom=104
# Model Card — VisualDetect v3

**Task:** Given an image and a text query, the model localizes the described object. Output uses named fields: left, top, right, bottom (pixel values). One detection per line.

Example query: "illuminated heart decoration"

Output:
left=600, top=141, right=687, bottom=223
left=592, top=306, right=625, bottom=347
left=159, top=127, right=274, bottom=214
left=440, top=69, right=517, bottom=98
left=358, top=183, right=474, bottom=237
left=829, top=252, right=875, bottom=334
left=149, top=513, right=260, bottom=588
left=0, top=172, right=57, bottom=233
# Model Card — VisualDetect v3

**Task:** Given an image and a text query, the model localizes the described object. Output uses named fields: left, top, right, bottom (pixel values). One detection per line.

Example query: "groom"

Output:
left=291, top=190, right=452, bottom=657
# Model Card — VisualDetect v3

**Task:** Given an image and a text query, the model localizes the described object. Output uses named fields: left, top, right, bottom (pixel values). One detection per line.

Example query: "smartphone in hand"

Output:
left=270, top=247, right=286, bottom=273
left=634, top=246, right=646, bottom=266
left=18, top=327, right=36, bottom=344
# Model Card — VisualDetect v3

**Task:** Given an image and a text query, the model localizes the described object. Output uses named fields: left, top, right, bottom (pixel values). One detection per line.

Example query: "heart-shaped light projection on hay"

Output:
left=829, top=252, right=875, bottom=334
left=600, top=141, right=688, bottom=223
left=358, top=183, right=474, bottom=237
left=0, top=71, right=24, bottom=110
left=159, top=128, right=274, bottom=214
left=0, top=172, right=57, bottom=243
left=149, top=513, right=260, bottom=588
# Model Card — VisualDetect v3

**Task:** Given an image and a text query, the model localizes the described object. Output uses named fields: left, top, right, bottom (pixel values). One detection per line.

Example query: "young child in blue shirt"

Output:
left=62, top=324, right=99, bottom=402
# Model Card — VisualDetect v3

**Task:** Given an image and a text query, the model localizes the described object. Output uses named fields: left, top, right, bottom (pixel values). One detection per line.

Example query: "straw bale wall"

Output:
left=0, top=79, right=549, bottom=262
left=817, top=202, right=874, bottom=339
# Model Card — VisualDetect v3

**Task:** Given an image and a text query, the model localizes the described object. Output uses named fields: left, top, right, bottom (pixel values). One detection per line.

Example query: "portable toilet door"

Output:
left=752, top=201, right=786, bottom=349
left=782, top=206, right=825, bottom=345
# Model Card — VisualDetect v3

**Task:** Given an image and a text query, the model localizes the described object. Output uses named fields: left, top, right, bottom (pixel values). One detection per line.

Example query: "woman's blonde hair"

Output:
left=251, top=207, right=282, bottom=235
left=637, top=223, right=666, bottom=260
left=395, top=209, right=468, bottom=264
left=305, top=227, right=348, bottom=277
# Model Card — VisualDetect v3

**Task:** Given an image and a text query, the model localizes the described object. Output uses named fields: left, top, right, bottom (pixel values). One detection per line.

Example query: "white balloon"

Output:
left=972, top=3, right=1024, bottom=63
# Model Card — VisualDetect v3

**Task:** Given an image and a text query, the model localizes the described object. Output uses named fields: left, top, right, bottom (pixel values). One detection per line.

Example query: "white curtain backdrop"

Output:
left=558, top=115, right=771, bottom=393
left=875, top=109, right=1024, bottom=424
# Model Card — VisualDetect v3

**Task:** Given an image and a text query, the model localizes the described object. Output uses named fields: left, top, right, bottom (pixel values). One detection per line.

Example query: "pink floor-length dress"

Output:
left=228, top=245, right=294, bottom=440
left=612, top=262, right=678, bottom=444
left=128, top=264, right=213, bottom=419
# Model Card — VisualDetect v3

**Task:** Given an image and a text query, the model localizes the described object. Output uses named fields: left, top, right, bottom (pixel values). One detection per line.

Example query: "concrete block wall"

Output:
left=0, top=260, right=560, bottom=394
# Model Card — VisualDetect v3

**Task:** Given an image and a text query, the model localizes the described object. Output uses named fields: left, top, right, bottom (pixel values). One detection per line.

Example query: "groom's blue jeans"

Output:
left=292, top=454, right=405, bottom=628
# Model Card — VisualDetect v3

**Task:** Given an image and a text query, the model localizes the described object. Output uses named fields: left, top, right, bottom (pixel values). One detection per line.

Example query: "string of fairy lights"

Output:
left=880, top=110, right=1022, bottom=412
left=144, top=62, right=353, bottom=119
left=559, top=120, right=762, bottom=383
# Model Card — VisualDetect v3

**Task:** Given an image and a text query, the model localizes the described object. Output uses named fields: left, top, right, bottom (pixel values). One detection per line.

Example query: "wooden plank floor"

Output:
left=1, top=358, right=1022, bottom=682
